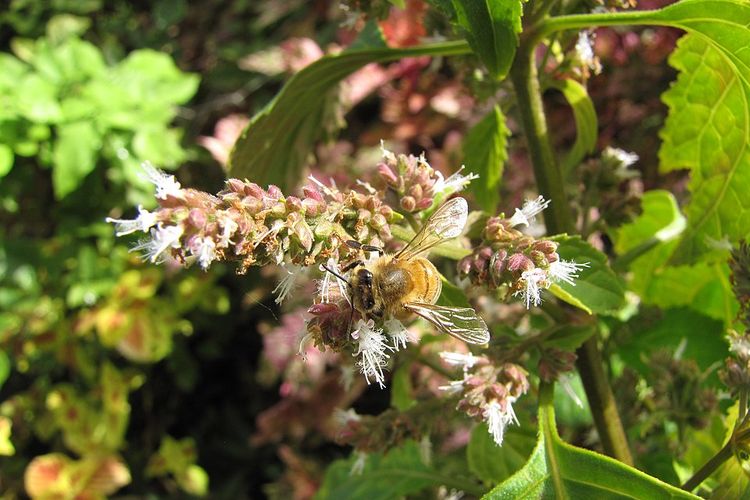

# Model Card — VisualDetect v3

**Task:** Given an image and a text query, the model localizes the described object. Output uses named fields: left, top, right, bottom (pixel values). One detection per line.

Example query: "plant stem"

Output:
left=510, top=37, right=634, bottom=466
left=681, top=440, right=734, bottom=492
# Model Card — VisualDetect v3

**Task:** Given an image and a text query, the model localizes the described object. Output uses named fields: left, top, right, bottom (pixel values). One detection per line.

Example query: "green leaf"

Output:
left=0, top=144, right=13, bottom=179
left=437, top=275, right=472, bottom=308
left=462, top=105, right=509, bottom=212
left=0, top=350, right=10, bottom=391
left=468, top=422, right=536, bottom=484
left=659, top=33, right=750, bottom=264
left=228, top=41, right=470, bottom=189
left=613, top=191, right=738, bottom=325
left=390, top=364, right=415, bottom=411
left=543, top=324, right=595, bottom=351
left=486, top=384, right=698, bottom=499
left=52, top=121, right=101, bottom=199
left=449, top=0, right=523, bottom=80
left=549, top=79, right=598, bottom=173
left=548, top=235, right=626, bottom=315
left=315, top=441, right=445, bottom=500
left=615, top=307, right=728, bottom=385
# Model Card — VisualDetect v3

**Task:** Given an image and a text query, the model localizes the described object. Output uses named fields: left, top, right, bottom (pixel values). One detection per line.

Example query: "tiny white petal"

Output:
left=384, top=318, right=413, bottom=351
left=439, top=351, right=478, bottom=370
left=575, top=32, right=595, bottom=66
left=548, top=260, right=589, bottom=286
left=106, top=205, right=157, bottom=236
left=273, top=262, right=303, bottom=304
left=509, top=196, right=550, bottom=228
left=603, top=147, right=639, bottom=168
left=131, top=224, right=183, bottom=263
left=484, top=397, right=519, bottom=447
left=351, top=319, right=390, bottom=388
left=350, top=451, right=368, bottom=476
left=193, top=237, right=217, bottom=270
left=217, top=214, right=238, bottom=249
left=438, top=380, right=465, bottom=394
left=433, top=165, right=479, bottom=196
left=380, top=139, right=397, bottom=163
left=730, top=335, right=750, bottom=359
left=515, top=268, right=548, bottom=309
left=140, top=161, right=183, bottom=200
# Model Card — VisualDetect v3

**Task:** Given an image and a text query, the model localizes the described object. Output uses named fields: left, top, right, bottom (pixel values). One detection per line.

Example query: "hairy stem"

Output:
left=509, top=37, right=634, bottom=465
left=681, top=440, right=734, bottom=492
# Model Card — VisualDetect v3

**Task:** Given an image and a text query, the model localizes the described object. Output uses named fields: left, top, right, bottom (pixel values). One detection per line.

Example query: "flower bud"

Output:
left=507, top=253, right=534, bottom=273
left=188, top=208, right=207, bottom=229
left=400, top=196, right=416, bottom=212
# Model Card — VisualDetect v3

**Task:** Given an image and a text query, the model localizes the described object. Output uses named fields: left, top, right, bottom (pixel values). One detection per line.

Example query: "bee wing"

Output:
left=404, top=302, right=490, bottom=345
left=395, top=197, right=468, bottom=261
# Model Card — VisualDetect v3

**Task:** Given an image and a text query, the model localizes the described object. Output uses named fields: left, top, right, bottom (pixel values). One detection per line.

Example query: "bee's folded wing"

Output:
left=404, top=302, right=490, bottom=345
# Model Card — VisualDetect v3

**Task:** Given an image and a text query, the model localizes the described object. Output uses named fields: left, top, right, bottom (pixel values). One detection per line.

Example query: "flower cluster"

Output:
left=722, top=330, right=750, bottom=393
left=458, top=196, right=588, bottom=308
left=106, top=163, right=398, bottom=280
left=377, top=142, right=477, bottom=213
left=439, top=352, right=529, bottom=446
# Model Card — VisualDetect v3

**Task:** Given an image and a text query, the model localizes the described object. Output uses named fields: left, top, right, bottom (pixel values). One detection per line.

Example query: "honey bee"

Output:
left=330, top=197, right=489, bottom=345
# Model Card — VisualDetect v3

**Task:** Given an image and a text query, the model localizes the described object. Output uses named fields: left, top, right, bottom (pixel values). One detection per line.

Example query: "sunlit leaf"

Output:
left=549, top=235, right=626, bottom=315
left=486, top=385, right=698, bottom=499
left=228, top=39, right=470, bottom=189
left=52, top=120, right=101, bottom=199
left=448, top=0, right=523, bottom=80
left=462, top=105, right=509, bottom=212
left=468, top=422, right=535, bottom=485
left=316, top=440, right=452, bottom=499
left=549, top=79, right=597, bottom=172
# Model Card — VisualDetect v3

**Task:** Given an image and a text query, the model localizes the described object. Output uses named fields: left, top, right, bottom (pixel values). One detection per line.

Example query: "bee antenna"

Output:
left=321, top=263, right=351, bottom=286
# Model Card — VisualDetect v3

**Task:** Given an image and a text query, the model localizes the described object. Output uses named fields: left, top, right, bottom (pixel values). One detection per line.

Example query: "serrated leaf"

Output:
left=549, top=79, right=598, bottom=173
left=52, top=121, right=101, bottom=199
left=468, top=422, right=536, bottom=484
left=462, top=105, right=509, bottom=212
left=228, top=41, right=470, bottom=190
left=549, top=235, right=626, bottom=315
left=485, top=384, right=698, bottom=499
left=613, top=191, right=738, bottom=325
left=651, top=1, right=750, bottom=263
left=449, top=0, right=523, bottom=80
left=315, top=441, right=444, bottom=500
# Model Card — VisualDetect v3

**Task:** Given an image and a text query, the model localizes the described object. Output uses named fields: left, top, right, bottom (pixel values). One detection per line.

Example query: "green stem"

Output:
left=509, top=38, right=634, bottom=466
left=681, top=440, right=734, bottom=492
left=532, top=9, right=670, bottom=46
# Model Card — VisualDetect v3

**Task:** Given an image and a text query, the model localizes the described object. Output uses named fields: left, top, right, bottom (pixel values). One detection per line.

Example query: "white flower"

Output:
left=729, top=334, right=750, bottom=360
left=105, top=205, right=157, bottom=236
left=384, top=318, right=413, bottom=351
left=297, top=333, right=314, bottom=362
left=559, top=374, right=584, bottom=409
left=351, top=319, right=390, bottom=388
left=575, top=32, right=595, bottom=66
left=350, top=451, right=368, bottom=476
left=380, top=139, right=397, bottom=163
left=484, top=398, right=519, bottom=446
left=140, top=161, right=183, bottom=200
left=439, top=351, right=478, bottom=371
left=603, top=147, right=639, bottom=168
left=515, top=267, right=548, bottom=309
left=131, top=224, right=183, bottom=263
left=193, top=237, right=217, bottom=270
left=273, top=262, right=303, bottom=304
left=217, top=214, right=238, bottom=249
left=433, top=166, right=479, bottom=196
left=318, top=258, right=350, bottom=304
left=509, top=195, right=550, bottom=228
left=548, top=260, right=589, bottom=286
left=438, top=379, right=465, bottom=395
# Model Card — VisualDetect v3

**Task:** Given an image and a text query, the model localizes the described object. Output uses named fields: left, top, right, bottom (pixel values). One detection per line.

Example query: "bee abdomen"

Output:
left=411, top=258, right=442, bottom=304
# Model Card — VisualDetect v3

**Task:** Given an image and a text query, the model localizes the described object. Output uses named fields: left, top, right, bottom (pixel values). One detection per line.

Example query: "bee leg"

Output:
left=340, top=260, right=363, bottom=273
left=345, top=240, right=383, bottom=254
